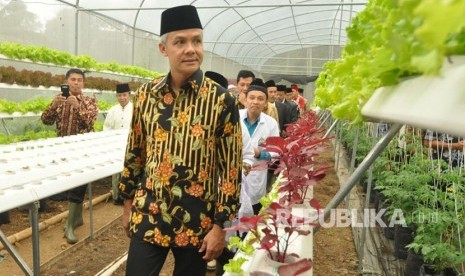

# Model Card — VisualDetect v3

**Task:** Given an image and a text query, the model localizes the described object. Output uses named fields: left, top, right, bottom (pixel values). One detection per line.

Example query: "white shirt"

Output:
left=103, top=102, right=133, bottom=131
left=239, top=109, right=280, bottom=205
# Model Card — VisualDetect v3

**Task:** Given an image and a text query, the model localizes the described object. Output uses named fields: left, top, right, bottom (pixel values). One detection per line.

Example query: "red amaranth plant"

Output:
left=229, top=201, right=317, bottom=274
left=226, top=110, right=330, bottom=274
left=263, top=110, right=331, bottom=205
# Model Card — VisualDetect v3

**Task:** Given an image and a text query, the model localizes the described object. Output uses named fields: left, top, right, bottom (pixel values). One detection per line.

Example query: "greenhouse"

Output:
left=0, top=0, right=464, bottom=275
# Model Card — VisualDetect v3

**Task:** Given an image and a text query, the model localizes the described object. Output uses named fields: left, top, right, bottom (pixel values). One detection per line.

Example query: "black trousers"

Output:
left=252, top=203, right=262, bottom=215
left=68, top=184, right=88, bottom=204
left=126, top=237, right=207, bottom=276
left=216, top=248, right=236, bottom=276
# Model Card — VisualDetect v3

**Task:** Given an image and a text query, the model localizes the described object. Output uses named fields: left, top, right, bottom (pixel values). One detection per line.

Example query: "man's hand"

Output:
left=199, top=224, right=225, bottom=262
left=243, top=163, right=251, bottom=176
left=67, top=95, right=80, bottom=109
left=122, top=199, right=133, bottom=238
left=51, top=94, right=66, bottom=108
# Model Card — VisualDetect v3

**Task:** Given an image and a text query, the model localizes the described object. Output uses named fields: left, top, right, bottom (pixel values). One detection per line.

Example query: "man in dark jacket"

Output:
left=265, top=80, right=291, bottom=136
left=277, top=84, right=299, bottom=123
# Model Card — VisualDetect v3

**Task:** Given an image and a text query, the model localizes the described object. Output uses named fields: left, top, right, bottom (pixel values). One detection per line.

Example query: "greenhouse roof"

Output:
left=0, top=0, right=367, bottom=79
left=58, top=0, right=367, bottom=76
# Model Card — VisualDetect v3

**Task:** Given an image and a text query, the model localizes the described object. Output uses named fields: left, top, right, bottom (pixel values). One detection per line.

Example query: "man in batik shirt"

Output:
left=119, top=5, right=242, bottom=276
left=41, top=68, right=98, bottom=244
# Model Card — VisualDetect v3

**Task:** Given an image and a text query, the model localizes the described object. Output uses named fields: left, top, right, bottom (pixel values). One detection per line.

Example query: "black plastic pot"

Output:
left=379, top=202, right=395, bottom=240
left=361, top=178, right=375, bottom=194
left=443, top=267, right=459, bottom=276
left=404, top=251, right=424, bottom=276
left=369, top=187, right=378, bottom=204
left=419, top=264, right=441, bottom=276
left=361, top=179, right=368, bottom=193
left=418, top=266, right=459, bottom=276
left=375, top=191, right=386, bottom=212
left=394, top=225, right=414, bottom=259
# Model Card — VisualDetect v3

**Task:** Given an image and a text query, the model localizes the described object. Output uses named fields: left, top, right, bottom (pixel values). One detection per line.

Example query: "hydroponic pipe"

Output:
left=323, top=119, right=338, bottom=139
left=315, top=123, right=402, bottom=234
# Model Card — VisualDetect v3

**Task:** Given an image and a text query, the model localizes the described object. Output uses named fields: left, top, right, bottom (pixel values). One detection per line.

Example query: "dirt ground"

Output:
left=313, top=147, right=359, bottom=275
left=0, top=143, right=359, bottom=276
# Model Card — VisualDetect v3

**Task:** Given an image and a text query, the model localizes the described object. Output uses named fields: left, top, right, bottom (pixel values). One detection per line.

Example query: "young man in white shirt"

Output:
left=103, top=83, right=133, bottom=205
left=239, top=78, right=280, bottom=215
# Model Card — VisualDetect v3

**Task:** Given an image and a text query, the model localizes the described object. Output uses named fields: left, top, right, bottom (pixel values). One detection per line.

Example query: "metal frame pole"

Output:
left=334, top=122, right=341, bottom=172
left=349, top=128, right=359, bottom=174
left=88, top=183, right=94, bottom=240
left=0, top=227, right=33, bottom=276
left=345, top=128, right=359, bottom=212
left=323, top=119, right=338, bottom=139
left=317, top=111, right=331, bottom=129
left=357, top=132, right=377, bottom=272
left=315, top=123, right=402, bottom=234
left=29, top=201, right=40, bottom=276
left=1, top=118, right=11, bottom=136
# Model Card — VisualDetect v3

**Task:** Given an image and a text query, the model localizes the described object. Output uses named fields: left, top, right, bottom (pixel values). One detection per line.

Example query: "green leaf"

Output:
left=170, top=156, right=184, bottom=165
left=171, top=186, right=182, bottom=198
left=191, top=114, right=203, bottom=125
left=192, top=139, right=201, bottom=150
left=169, top=118, right=179, bottom=128
left=182, top=212, right=191, bottom=223
left=174, top=133, right=183, bottom=142
left=223, top=257, right=247, bottom=274
left=162, top=212, right=172, bottom=224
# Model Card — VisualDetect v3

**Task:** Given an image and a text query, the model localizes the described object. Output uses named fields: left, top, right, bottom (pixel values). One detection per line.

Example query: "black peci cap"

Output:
left=116, top=83, right=130, bottom=93
left=276, top=85, right=286, bottom=91
left=160, top=5, right=203, bottom=36
left=247, top=78, right=268, bottom=98
left=264, top=80, right=276, bottom=88
left=205, top=71, right=228, bottom=89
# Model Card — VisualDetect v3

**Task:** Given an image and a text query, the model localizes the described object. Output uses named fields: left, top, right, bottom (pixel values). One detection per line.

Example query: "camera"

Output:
left=61, top=84, right=70, bottom=98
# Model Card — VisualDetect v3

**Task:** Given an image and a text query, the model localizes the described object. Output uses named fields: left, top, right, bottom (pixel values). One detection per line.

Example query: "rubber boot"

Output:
left=112, top=174, right=123, bottom=205
left=64, top=203, right=83, bottom=230
left=64, top=203, right=81, bottom=244
left=74, top=203, right=83, bottom=228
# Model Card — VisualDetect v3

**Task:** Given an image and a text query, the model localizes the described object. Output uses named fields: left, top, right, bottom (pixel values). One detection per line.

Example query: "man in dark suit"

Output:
left=276, top=84, right=299, bottom=123
left=265, top=80, right=290, bottom=137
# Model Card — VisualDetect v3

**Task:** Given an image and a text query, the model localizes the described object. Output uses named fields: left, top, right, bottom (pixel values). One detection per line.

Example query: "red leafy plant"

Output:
left=229, top=201, right=317, bottom=275
left=226, top=110, right=330, bottom=274
left=264, top=110, right=331, bottom=205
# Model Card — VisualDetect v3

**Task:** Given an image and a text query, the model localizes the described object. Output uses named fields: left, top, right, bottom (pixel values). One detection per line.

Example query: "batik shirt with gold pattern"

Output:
left=120, top=70, right=242, bottom=248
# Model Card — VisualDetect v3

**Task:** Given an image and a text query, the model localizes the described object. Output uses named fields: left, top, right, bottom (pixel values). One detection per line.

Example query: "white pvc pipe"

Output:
left=95, top=252, right=128, bottom=276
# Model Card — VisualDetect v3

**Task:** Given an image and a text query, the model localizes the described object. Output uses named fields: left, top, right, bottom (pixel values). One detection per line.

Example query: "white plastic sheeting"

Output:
left=0, top=0, right=367, bottom=78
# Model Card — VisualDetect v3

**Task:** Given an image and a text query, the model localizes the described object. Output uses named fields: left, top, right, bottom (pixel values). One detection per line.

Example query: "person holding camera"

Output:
left=41, top=68, right=98, bottom=244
